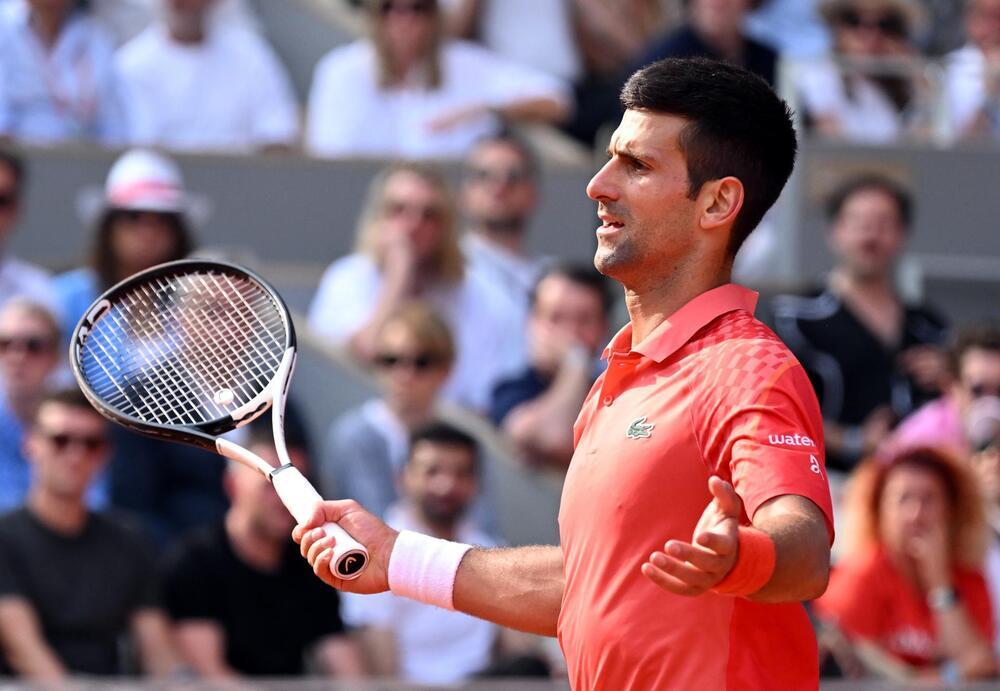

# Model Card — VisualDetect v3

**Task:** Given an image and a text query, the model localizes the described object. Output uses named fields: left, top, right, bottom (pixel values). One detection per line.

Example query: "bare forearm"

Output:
left=504, top=363, right=592, bottom=462
left=132, top=610, right=177, bottom=676
left=347, top=270, right=414, bottom=360
left=453, top=545, right=564, bottom=637
left=496, top=98, right=570, bottom=125
left=0, top=601, right=66, bottom=680
left=749, top=495, right=830, bottom=603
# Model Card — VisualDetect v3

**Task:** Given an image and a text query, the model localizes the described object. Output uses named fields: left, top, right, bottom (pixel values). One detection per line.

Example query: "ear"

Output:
left=698, top=177, right=744, bottom=234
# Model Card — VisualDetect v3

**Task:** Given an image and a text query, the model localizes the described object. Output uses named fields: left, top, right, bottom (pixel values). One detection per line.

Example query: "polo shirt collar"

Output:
left=603, top=284, right=758, bottom=363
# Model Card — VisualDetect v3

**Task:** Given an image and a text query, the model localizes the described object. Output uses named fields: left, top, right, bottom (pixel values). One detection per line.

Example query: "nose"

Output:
left=586, top=159, right=619, bottom=203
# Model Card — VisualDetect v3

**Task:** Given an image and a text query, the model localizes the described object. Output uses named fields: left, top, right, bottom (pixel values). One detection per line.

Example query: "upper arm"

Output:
left=0, top=597, right=45, bottom=645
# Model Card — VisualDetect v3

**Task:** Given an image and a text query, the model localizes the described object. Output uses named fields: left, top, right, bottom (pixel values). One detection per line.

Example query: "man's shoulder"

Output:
left=314, top=40, right=372, bottom=79
left=115, top=25, right=164, bottom=69
left=0, top=507, right=32, bottom=536
left=165, top=523, right=229, bottom=574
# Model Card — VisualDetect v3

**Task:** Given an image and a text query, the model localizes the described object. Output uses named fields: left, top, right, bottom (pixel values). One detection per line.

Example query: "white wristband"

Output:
left=387, top=530, right=473, bottom=610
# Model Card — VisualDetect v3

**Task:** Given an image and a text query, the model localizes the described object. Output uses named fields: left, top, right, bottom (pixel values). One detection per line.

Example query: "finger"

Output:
left=641, top=562, right=704, bottom=596
left=299, top=527, right=325, bottom=559
left=664, top=539, right=731, bottom=574
left=648, top=551, right=717, bottom=591
left=708, top=476, right=741, bottom=517
left=313, top=547, right=337, bottom=585
left=694, top=527, right=738, bottom=555
left=293, top=504, right=330, bottom=543
left=306, top=535, right=335, bottom=567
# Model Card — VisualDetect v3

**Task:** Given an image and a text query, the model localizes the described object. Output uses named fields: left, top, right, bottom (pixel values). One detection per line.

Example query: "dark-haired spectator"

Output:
left=971, top=426, right=1000, bottom=654
left=0, top=0, right=126, bottom=144
left=881, top=323, right=1000, bottom=458
left=0, top=388, right=175, bottom=678
left=0, top=149, right=59, bottom=314
left=636, top=0, right=778, bottom=86
left=814, top=447, right=996, bottom=679
left=164, top=426, right=364, bottom=678
left=116, top=0, right=298, bottom=152
left=321, top=301, right=496, bottom=533
left=944, top=0, right=1000, bottom=140
left=490, top=265, right=611, bottom=469
left=773, top=175, right=948, bottom=473
left=305, top=0, right=571, bottom=160
left=460, top=132, right=547, bottom=318
left=308, top=163, right=523, bottom=412
left=798, top=0, right=929, bottom=143
left=341, top=421, right=500, bottom=684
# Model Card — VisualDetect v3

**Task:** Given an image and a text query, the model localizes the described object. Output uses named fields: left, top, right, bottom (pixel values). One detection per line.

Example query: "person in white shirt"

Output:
left=0, top=148, right=60, bottom=316
left=943, top=0, right=1000, bottom=141
left=115, top=0, right=299, bottom=153
left=340, top=422, right=500, bottom=684
left=308, top=162, right=524, bottom=412
left=0, top=0, right=126, bottom=145
left=460, top=132, right=548, bottom=323
left=305, top=0, right=571, bottom=160
left=91, top=0, right=258, bottom=46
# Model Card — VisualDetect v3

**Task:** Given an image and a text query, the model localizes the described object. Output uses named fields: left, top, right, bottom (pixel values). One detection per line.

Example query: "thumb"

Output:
left=708, top=476, right=741, bottom=518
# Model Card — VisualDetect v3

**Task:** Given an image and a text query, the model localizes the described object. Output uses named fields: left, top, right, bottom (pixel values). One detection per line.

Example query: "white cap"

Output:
left=77, top=149, right=211, bottom=226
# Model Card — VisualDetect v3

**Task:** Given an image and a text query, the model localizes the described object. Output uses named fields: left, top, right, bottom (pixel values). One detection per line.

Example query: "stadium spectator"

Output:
left=796, top=0, right=930, bottom=144
left=745, top=0, right=832, bottom=58
left=115, top=0, right=299, bottom=153
left=340, top=421, right=501, bottom=684
left=164, top=425, right=363, bottom=678
left=814, top=446, right=996, bottom=679
left=943, top=0, right=1000, bottom=141
left=490, top=265, right=611, bottom=469
left=636, top=0, right=778, bottom=86
left=881, top=323, right=1000, bottom=458
left=55, top=149, right=227, bottom=548
left=972, top=429, right=1000, bottom=654
left=0, top=0, right=126, bottom=145
left=773, top=174, right=948, bottom=473
left=460, top=132, right=547, bottom=319
left=0, top=148, right=60, bottom=314
left=92, top=0, right=259, bottom=45
left=308, top=163, right=523, bottom=412
left=321, top=301, right=496, bottom=534
left=0, top=300, right=101, bottom=512
left=305, top=0, right=571, bottom=160
left=0, top=388, right=175, bottom=678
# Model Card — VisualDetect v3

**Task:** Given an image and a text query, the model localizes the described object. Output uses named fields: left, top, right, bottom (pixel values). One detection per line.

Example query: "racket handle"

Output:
left=270, top=466, right=369, bottom=580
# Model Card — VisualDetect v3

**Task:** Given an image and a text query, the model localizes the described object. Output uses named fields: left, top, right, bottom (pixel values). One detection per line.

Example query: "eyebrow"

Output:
left=606, top=143, right=656, bottom=166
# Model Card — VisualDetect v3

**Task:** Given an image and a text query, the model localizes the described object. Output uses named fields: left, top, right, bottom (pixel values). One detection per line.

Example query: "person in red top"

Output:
left=815, top=446, right=996, bottom=680
left=294, top=57, right=835, bottom=690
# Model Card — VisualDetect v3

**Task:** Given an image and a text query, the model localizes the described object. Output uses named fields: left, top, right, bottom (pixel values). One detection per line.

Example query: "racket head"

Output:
left=70, top=259, right=296, bottom=450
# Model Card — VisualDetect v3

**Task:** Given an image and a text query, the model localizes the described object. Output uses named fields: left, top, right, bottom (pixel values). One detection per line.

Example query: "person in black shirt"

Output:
left=0, top=388, right=174, bottom=678
left=773, top=174, right=949, bottom=472
left=164, top=425, right=364, bottom=678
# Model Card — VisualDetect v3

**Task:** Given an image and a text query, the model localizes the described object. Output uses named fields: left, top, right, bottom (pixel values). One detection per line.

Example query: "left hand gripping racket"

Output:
left=70, top=259, right=368, bottom=579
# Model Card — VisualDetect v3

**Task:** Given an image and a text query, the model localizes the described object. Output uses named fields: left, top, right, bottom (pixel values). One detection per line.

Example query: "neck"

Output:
left=168, top=18, right=207, bottom=45
left=694, top=22, right=744, bottom=59
left=225, top=510, right=283, bottom=571
left=27, top=488, right=87, bottom=536
left=30, top=7, right=70, bottom=49
left=829, top=267, right=897, bottom=300
left=472, top=223, right=527, bottom=256
left=409, top=506, right=459, bottom=541
left=389, top=401, right=434, bottom=430
left=623, top=253, right=729, bottom=346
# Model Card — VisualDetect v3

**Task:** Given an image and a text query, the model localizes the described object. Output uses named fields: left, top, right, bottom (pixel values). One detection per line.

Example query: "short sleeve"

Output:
left=306, top=256, right=379, bottom=341
left=696, top=345, right=834, bottom=539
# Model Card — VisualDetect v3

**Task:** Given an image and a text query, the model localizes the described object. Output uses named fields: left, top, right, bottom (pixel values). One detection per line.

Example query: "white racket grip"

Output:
left=270, top=467, right=369, bottom=580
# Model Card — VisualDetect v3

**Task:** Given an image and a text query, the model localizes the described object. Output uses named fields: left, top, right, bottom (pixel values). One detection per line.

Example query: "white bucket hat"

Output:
left=76, top=149, right=212, bottom=226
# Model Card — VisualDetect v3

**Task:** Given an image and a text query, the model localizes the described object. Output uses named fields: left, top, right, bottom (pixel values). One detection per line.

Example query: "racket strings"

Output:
left=78, top=269, right=287, bottom=426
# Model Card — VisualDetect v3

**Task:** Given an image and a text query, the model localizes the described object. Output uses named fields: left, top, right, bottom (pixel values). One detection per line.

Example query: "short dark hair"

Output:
left=408, top=421, right=479, bottom=470
left=620, top=58, right=797, bottom=257
left=0, top=146, right=26, bottom=193
left=825, top=174, right=913, bottom=229
left=950, top=322, right=1000, bottom=376
left=530, top=262, right=615, bottom=318
left=467, top=129, right=539, bottom=181
left=34, top=388, right=104, bottom=426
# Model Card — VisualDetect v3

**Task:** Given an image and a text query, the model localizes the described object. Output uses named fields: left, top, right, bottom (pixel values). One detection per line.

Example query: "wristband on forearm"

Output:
left=387, top=530, right=473, bottom=610
left=711, top=527, right=777, bottom=597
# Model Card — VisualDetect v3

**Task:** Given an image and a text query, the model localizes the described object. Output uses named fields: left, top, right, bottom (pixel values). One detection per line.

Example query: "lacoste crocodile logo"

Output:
left=626, top=416, right=655, bottom=439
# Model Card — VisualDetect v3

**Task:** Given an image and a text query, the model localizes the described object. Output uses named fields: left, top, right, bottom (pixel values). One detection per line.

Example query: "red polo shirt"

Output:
left=557, top=284, right=834, bottom=690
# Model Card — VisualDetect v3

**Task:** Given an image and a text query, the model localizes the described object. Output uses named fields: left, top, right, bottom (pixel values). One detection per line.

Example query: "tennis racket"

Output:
left=70, top=259, right=368, bottom=579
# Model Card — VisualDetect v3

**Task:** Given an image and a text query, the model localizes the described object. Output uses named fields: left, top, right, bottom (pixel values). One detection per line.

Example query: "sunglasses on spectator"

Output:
left=467, top=166, right=532, bottom=186
left=0, top=191, right=18, bottom=210
left=968, top=383, right=1000, bottom=399
left=383, top=200, right=443, bottom=222
left=380, top=0, right=434, bottom=16
left=837, top=9, right=906, bottom=37
left=374, top=352, right=444, bottom=371
left=37, top=430, right=107, bottom=453
left=0, top=335, right=55, bottom=356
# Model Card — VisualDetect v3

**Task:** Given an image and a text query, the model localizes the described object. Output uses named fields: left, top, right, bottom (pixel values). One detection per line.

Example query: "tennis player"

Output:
left=296, top=57, right=835, bottom=689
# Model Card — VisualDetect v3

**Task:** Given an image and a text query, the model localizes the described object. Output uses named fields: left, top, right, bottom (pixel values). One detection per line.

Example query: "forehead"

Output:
left=469, top=140, right=528, bottom=166
left=37, top=402, right=105, bottom=430
left=383, top=171, right=441, bottom=200
left=410, top=440, right=475, bottom=468
left=0, top=307, right=54, bottom=334
left=883, top=464, right=946, bottom=495
left=960, top=347, right=1000, bottom=374
left=536, top=274, right=602, bottom=310
left=609, top=110, right=688, bottom=160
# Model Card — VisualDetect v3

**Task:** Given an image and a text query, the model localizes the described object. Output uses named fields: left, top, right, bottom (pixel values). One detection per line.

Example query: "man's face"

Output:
left=0, top=164, right=20, bottom=244
left=226, top=444, right=308, bottom=542
left=26, top=403, right=109, bottom=501
left=461, top=141, right=537, bottom=232
left=956, top=347, right=1000, bottom=414
left=378, top=171, right=447, bottom=266
left=529, top=274, right=608, bottom=370
left=968, top=0, right=1000, bottom=51
left=402, top=440, right=478, bottom=528
left=586, top=110, right=700, bottom=291
left=828, top=188, right=906, bottom=281
left=0, top=308, right=59, bottom=401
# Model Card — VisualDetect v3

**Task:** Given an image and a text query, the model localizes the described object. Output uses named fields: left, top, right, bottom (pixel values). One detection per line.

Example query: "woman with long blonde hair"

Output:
left=814, top=446, right=997, bottom=679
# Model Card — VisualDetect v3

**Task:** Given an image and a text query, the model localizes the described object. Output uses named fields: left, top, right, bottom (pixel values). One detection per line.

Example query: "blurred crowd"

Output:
left=0, top=0, right=999, bottom=686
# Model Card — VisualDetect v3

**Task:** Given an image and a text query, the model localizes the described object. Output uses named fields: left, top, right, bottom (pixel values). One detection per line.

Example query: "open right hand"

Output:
left=293, top=499, right=399, bottom=595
